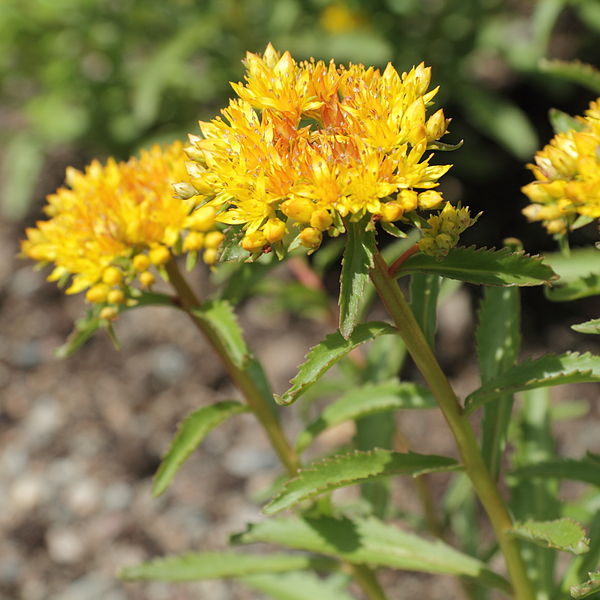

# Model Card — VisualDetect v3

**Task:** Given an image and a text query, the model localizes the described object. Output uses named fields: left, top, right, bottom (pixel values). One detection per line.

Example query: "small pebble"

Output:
left=46, top=526, right=85, bottom=564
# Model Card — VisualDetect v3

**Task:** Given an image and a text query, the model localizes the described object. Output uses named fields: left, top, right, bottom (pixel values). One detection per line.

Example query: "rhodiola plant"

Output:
left=23, top=46, right=600, bottom=600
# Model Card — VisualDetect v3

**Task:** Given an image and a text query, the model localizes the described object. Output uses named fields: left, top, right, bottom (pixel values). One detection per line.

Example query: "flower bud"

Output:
left=546, top=219, right=566, bottom=234
left=172, top=182, right=198, bottom=200
left=133, top=254, right=151, bottom=272
left=418, top=190, right=443, bottom=210
left=398, top=190, right=418, bottom=212
left=187, top=205, right=217, bottom=232
left=204, top=230, right=225, bottom=249
left=299, top=227, right=323, bottom=249
left=139, top=271, right=155, bottom=288
left=85, top=283, right=110, bottom=304
left=281, top=198, right=314, bottom=223
left=99, top=306, right=118, bottom=321
left=149, top=246, right=171, bottom=265
left=263, top=218, right=287, bottom=243
left=183, top=231, right=205, bottom=252
left=203, top=248, right=219, bottom=265
left=107, top=289, right=125, bottom=304
left=379, top=202, right=404, bottom=222
left=241, top=231, right=267, bottom=252
left=425, top=109, right=448, bottom=141
left=102, top=266, right=123, bottom=286
left=310, top=209, right=333, bottom=231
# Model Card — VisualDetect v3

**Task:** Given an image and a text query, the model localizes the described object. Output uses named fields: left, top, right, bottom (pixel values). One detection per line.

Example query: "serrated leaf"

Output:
left=571, top=572, right=600, bottom=599
left=153, top=401, right=248, bottom=496
left=539, top=58, right=600, bottom=94
left=56, top=305, right=102, bottom=358
left=264, top=450, right=460, bottom=514
left=465, top=352, right=600, bottom=412
left=120, top=551, right=334, bottom=581
left=511, top=458, right=600, bottom=487
left=232, top=515, right=510, bottom=592
left=240, top=571, right=355, bottom=600
left=275, top=322, right=397, bottom=406
left=339, top=218, right=376, bottom=338
left=510, top=519, right=590, bottom=555
left=396, top=246, right=557, bottom=286
left=549, top=108, right=586, bottom=135
left=191, top=300, right=250, bottom=369
left=296, top=381, right=434, bottom=452
left=572, top=319, right=600, bottom=335
left=476, top=285, right=521, bottom=480
left=546, top=274, right=600, bottom=302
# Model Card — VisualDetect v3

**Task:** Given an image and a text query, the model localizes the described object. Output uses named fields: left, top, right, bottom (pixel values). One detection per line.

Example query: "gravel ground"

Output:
left=1, top=217, right=599, bottom=600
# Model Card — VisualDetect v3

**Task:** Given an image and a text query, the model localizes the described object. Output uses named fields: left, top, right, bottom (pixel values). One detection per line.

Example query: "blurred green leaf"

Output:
left=548, top=108, right=586, bottom=135
left=510, top=519, right=590, bottom=555
left=511, top=458, right=600, bottom=487
left=545, top=274, right=600, bottom=302
left=572, top=319, right=600, bottom=335
left=539, top=59, right=600, bottom=94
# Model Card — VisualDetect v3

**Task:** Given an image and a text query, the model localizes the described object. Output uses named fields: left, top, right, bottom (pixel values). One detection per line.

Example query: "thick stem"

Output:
left=369, top=252, right=534, bottom=600
left=165, top=259, right=300, bottom=475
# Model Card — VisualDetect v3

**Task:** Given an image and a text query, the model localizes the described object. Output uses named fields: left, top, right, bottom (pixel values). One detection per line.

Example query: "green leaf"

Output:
left=476, top=285, right=521, bottom=480
left=296, top=381, right=434, bottom=452
left=465, top=352, right=600, bottom=412
left=219, top=226, right=250, bottom=262
left=152, top=401, right=248, bottom=497
left=232, top=515, right=510, bottom=592
left=571, top=572, right=600, bottom=600
left=548, top=108, right=586, bottom=135
left=191, top=300, right=250, bottom=369
left=120, top=551, right=334, bottom=581
left=397, top=246, right=557, bottom=287
left=539, top=58, right=600, bottom=94
left=510, top=519, right=590, bottom=555
left=543, top=247, right=600, bottom=282
left=56, top=306, right=102, bottom=358
left=240, top=572, right=355, bottom=600
left=572, top=319, right=600, bottom=335
left=409, top=273, right=441, bottom=348
left=275, top=322, right=397, bottom=406
left=264, top=450, right=460, bottom=514
left=546, top=274, right=600, bottom=302
left=511, top=458, right=600, bottom=487
left=339, top=218, right=376, bottom=338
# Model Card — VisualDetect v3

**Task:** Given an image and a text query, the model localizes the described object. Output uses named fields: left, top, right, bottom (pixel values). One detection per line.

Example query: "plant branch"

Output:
left=369, top=252, right=534, bottom=600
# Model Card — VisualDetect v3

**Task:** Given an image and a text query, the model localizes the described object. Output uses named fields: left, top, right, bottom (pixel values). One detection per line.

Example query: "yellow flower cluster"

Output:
left=418, top=203, right=476, bottom=258
left=182, top=44, right=455, bottom=255
left=22, top=141, right=223, bottom=318
left=522, top=99, right=600, bottom=235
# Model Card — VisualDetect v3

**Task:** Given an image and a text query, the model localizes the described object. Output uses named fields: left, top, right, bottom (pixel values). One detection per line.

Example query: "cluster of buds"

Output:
left=418, top=203, right=476, bottom=258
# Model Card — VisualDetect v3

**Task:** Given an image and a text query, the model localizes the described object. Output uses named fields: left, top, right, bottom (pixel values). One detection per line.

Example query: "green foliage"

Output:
left=397, top=247, right=558, bottom=287
left=571, top=572, right=600, bottom=600
left=295, top=381, right=434, bottom=453
left=55, top=305, right=103, bottom=358
left=152, top=401, right=249, bottom=497
left=548, top=108, right=586, bottom=135
left=275, top=322, right=397, bottom=406
left=240, top=572, right=355, bottom=600
left=264, top=450, right=459, bottom=514
left=545, top=274, right=600, bottom=302
left=539, top=59, right=600, bottom=94
left=120, top=551, right=336, bottom=581
left=510, top=519, right=590, bottom=555
left=233, top=514, right=510, bottom=591
left=572, top=319, right=600, bottom=335
left=511, top=458, right=600, bottom=488
left=409, top=273, right=441, bottom=348
left=339, top=220, right=376, bottom=338
left=191, top=301, right=250, bottom=369
left=465, top=353, right=600, bottom=412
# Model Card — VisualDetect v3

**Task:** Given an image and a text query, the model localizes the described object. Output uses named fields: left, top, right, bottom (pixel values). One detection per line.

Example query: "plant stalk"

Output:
left=165, top=259, right=300, bottom=475
left=166, top=258, right=389, bottom=600
left=369, top=252, right=534, bottom=600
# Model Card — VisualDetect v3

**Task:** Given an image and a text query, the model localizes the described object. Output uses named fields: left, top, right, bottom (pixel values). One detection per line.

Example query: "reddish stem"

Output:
left=388, top=244, right=420, bottom=277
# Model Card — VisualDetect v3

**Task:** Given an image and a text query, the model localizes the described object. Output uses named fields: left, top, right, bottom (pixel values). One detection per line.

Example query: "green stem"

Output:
left=166, top=258, right=388, bottom=600
left=369, top=252, right=534, bottom=600
left=165, top=259, right=300, bottom=476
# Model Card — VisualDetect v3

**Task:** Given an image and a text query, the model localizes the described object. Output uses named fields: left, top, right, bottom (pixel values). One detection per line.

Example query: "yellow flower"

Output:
left=185, top=45, right=455, bottom=255
left=522, top=99, right=600, bottom=235
left=22, top=141, right=222, bottom=308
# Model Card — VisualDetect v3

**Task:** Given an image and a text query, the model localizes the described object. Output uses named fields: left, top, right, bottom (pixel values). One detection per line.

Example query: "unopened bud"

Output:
left=204, top=230, right=224, bottom=250
left=149, top=246, right=171, bottom=265
left=133, top=254, right=151, bottom=272
left=187, top=205, right=217, bottom=232
left=299, top=227, right=323, bottom=249
left=203, top=247, right=219, bottom=265
left=310, top=209, right=333, bottom=231
left=85, top=283, right=110, bottom=304
left=398, top=190, right=418, bottom=212
left=241, top=231, right=267, bottom=252
left=418, top=190, right=443, bottom=210
left=107, top=289, right=125, bottom=304
left=99, top=306, right=119, bottom=321
left=379, top=202, right=404, bottom=222
left=139, top=271, right=155, bottom=288
left=263, top=218, right=287, bottom=243
left=183, top=231, right=205, bottom=252
left=172, top=182, right=198, bottom=200
left=102, top=266, right=123, bottom=286
left=281, top=198, right=314, bottom=223
left=425, top=109, right=448, bottom=141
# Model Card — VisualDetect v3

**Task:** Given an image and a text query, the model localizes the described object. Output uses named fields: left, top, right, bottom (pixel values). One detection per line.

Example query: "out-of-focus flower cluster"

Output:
left=22, top=141, right=223, bottom=319
left=522, top=99, right=600, bottom=235
left=181, top=44, right=466, bottom=256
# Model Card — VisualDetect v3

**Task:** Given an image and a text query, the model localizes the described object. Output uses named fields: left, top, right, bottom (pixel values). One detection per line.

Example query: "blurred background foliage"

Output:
left=2, top=0, right=600, bottom=249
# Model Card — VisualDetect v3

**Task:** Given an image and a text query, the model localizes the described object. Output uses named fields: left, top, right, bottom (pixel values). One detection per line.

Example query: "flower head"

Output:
left=522, top=99, right=600, bottom=235
left=184, top=44, right=460, bottom=256
left=22, top=141, right=222, bottom=314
